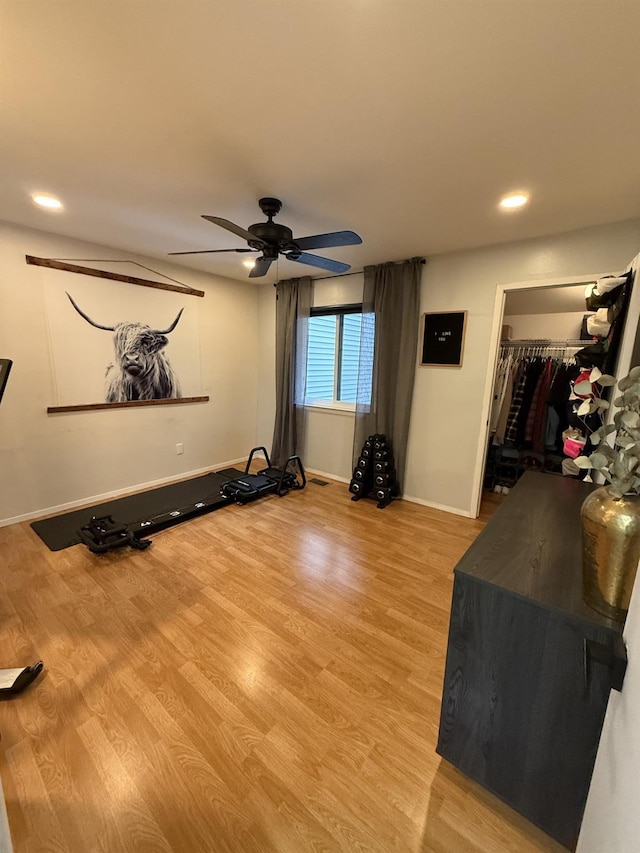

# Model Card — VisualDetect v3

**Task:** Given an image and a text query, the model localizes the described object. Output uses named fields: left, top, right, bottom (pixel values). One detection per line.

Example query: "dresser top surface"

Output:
left=456, top=472, right=619, bottom=630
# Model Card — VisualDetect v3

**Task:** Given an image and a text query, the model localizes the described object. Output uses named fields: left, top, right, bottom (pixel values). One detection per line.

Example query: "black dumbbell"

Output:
left=374, top=472, right=396, bottom=487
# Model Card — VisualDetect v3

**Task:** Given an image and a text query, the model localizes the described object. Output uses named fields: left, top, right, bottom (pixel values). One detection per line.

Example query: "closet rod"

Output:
left=500, top=338, right=586, bottom=347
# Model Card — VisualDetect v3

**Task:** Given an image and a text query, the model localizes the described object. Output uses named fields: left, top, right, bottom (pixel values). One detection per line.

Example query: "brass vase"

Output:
left=581, top=486, right=640, bottom=623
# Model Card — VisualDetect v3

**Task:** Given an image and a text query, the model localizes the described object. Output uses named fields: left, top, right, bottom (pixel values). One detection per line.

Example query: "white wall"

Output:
left=256, top=219, right=640, bottom=512
left=578, top=574, right=640, bottom=853
left=311, top=275, right=363, bottom=310
left=12, top=216, right=638, bottom=524
left=0, top=220, right=260, bottom=524
left=404, top=217, right=640, bottom=514
left=304, top=407, right=356, bottom=481
left=503, top=311, right=586, bottom=340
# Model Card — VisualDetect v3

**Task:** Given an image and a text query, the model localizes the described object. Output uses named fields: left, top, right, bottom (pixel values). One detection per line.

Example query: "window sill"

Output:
left=304, top=401, right=356, bottom=415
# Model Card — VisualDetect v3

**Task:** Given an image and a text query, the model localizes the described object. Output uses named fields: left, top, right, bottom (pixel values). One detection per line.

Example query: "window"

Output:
left=305, top=305, right=372, bottom=408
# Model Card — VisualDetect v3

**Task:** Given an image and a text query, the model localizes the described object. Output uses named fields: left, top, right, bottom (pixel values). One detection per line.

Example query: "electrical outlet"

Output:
left=176, top=443, right=184, bottom=455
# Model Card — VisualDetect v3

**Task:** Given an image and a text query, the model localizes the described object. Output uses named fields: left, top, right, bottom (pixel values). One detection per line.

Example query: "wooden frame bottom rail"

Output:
left=47, top=396, right=209, bottom=414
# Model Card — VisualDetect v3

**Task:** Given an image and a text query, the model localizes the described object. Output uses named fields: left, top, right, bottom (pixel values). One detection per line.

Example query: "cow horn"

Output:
left=66, top=292, right=115, bottom=331
left=155, top=307, right=184, bottom=335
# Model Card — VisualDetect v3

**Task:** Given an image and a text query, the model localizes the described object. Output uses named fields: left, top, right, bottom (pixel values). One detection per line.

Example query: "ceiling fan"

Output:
left=169, top=197, right=362, bottom=278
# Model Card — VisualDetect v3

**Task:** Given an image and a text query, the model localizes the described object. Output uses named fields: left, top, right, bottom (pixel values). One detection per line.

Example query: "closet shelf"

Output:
left=500, top=338, right=586, bottom=347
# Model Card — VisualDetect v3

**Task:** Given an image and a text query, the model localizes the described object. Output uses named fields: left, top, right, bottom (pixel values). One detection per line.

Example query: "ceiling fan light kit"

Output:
left=170, top=197, right=362, bottom=278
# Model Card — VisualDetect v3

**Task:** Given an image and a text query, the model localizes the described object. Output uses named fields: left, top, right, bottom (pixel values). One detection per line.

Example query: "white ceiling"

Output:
left=2, top=1, right=640, bottom=284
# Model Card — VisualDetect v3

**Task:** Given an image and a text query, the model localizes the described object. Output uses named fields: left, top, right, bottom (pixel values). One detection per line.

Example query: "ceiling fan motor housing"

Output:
left=247, top=197, right=296, bottom=250
left=247, top=221, right=294, bottom=249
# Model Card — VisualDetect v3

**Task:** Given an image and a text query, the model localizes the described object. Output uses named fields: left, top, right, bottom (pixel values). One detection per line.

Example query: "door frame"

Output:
left=470, top=259, right=640, bottom=518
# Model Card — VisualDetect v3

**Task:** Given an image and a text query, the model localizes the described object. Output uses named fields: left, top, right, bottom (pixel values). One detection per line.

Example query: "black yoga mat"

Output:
left=31, top=468, right=245, bottom=551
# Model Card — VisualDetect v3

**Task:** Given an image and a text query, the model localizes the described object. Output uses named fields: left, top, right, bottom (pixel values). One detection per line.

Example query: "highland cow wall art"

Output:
left=42, top=269, right=203, bottom=408
left=66, top=292, right=184, bottom=402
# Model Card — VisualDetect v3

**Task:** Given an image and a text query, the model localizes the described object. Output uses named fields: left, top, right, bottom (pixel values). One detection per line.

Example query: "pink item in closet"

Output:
left=563, top=437, right=586, bottom=459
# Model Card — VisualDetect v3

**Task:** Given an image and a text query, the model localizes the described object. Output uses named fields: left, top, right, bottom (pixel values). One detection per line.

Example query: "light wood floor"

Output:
left=0, top=476, right=565, bottom=853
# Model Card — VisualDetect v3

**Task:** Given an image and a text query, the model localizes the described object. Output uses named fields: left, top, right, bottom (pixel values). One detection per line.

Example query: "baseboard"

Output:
left=0, top=457, right=247, bottom=528
left=401, top=493, right=473, bottom=518
left=305, top=467, right=351, bottom=485
left=304, top=470, right=472, bottom=517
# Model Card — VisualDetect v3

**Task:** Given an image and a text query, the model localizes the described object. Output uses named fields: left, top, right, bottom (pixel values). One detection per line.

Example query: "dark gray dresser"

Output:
left=436, top=472, right=625, bottom=851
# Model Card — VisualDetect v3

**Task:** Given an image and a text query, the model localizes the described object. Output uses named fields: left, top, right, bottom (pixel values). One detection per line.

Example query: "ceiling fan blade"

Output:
left=168, top=248, right=256, bottom=256
left=201, top=215, right=265, bottom=245
left=287, top=252, right=351, bottom=274
left=248, top=256, right=276, bottom=278
left=293, top=230, right=362, bottom=251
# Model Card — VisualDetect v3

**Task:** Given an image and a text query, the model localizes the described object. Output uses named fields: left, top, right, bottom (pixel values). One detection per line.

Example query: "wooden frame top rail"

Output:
left=26, top=255, right=205, bottom=298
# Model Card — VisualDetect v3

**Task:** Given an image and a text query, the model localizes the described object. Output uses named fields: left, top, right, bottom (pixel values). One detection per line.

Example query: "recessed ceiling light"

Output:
left=499, top=192, right=529, bottom=210
left=32, top=193, right=63, bottom=211
left=243, top=259, right=256, bottom=269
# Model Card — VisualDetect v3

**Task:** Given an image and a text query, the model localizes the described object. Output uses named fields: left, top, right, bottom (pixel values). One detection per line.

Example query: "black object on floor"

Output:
left=0, top=661, right=44, bottom=698
left=349, top=434, right=400, bottom=508
left=78, top=515, right=153, bottom=554
left=222, top=449, right=307, bottom=504
left=221, top=473, right=282, bottom=504
left=31, top=469, right=243, bottom=551
left=244, top=446, right=307, bottom=494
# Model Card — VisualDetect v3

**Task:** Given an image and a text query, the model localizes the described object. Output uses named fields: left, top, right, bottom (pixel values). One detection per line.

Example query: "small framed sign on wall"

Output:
left=420, top=311, right=467, bottom=367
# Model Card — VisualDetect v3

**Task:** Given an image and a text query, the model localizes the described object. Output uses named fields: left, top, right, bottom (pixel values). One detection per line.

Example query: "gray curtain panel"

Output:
left=353, top=258, right=422, bottom=492
left=271, top=275, right=312, bottom=465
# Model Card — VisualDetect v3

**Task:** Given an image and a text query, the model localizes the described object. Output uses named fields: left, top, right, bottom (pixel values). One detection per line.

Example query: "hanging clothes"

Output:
left=489, top=353, right=513, bottom=435
left=547, top=363, right=581, bottom=450
left=491, top=342, right=583, bottom=450
left=504, top=360, right=530, bottom=445
left=493, top=359, right=517, bottom=445
left=486, top=341, right=590, bottom=493
left=516, top=358, right=546, bottom=446
left=532, top=359, right=555, bottom=453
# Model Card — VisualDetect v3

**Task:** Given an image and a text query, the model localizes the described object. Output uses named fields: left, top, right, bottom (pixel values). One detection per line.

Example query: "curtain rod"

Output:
left=313, top=269, right=363, bottom=281
left=276, top=257, right=426, bottom=284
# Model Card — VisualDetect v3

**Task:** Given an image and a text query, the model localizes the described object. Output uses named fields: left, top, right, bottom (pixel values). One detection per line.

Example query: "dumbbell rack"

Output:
left=348, top=434, right=400, bottom=509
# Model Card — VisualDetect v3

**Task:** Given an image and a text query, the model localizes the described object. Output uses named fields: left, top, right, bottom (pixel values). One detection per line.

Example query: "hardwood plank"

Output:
left=0, top=480, right=561, bottom=851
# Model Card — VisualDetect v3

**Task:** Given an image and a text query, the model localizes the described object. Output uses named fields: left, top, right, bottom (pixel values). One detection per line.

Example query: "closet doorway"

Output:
left=471, top=261, right=640, bottom=518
